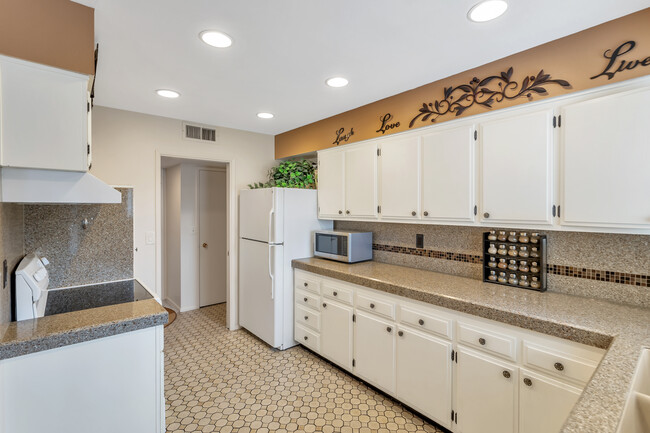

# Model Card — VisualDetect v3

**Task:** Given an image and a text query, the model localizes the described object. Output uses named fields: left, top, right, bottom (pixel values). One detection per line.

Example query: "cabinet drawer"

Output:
left=295, top=289, right=320, bottom=311
left=458, top=322, right=517, bottom=361
left=321, top=281, right=353, bottom=305
left=296, top=304, right=320, bottom=332
left=523, top=343, right=598, bottom=384
left=356, top=293, right=395, bottom=320
left=295, top=273, right=320, bottom=295
left=399, top=306, right=452, bottom=340
left=295, top=324, right=320, bottom=353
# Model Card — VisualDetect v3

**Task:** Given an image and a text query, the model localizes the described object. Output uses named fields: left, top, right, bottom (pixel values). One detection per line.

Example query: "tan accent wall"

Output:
left=275, top=8, right=650, bottom=159
left=0, top=0, right=94, bottom=75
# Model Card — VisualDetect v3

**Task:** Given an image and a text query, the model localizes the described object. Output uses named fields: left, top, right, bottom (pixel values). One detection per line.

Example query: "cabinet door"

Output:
left=0, top=57, right=88, bottom=172
left=320, top=300, right=354, bottom=371
left=519, top=369, right=581, bottom=433
left=455, top=346, right=517, bottom=433
left=396, top=326, right=452, bottom=429
left=379, top=136, right=420, bottom=219
left=317, top=150, right=345, bottom=218
left=345, top=143, right=378, bottom=218
left=560, top=88, right=650, bottom=229
left=354, top=311, right=395, bottom=393
left=480, top=110, right=554, bottom=225
left=421, top=125, right=476, bottom=221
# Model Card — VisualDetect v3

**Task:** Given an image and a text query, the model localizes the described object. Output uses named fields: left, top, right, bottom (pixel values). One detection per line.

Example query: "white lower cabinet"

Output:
left=455, top=346, right=517, bottom=433
left=519, top=368, right=581, bottom=433
left=396, top=326, right=452, bottom=429
left=294, top=270, right=604, bottom=433
left=354, top=311, right=396, bottom=394
left=320, top=299, right=354, bottom=371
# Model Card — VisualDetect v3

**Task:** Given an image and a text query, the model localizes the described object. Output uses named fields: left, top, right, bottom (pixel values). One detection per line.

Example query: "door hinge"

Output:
left=558, top=205, right=561, bottom=218
left=377, top=205, right=381, bottom=214
left=87, top=144, right=91, bottom=155
left=473, top=205, right=477, bottom=216
left=87, top=102, right=90, bottom=113
left=352, top=359, right=356, bottom=367
left=377, top=148, right=381, bottom=156
left=352, top=314, right=356, bottom=322
left=474, top=130, right=478, bottom=141
left=552, top=204, right=557, bottom=217
left=451, top=350, right=455, bottom=361
left=455, top=412, right=458, bottom=424
left=553, top=116, right=557, bottom=128
left=558, top=115, right=562, bottom=127
left=451, top=410, right=455, bottom=422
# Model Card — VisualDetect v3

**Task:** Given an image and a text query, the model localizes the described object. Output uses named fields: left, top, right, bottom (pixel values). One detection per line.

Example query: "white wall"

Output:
left=163, top=166, right=181, bottom=310
left=91, top=106, right=275, bottom=326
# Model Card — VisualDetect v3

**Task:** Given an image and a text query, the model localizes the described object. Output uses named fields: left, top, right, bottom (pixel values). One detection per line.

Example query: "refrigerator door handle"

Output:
left=268, top=208, right=275, bottom=244
left=268, top=244, right=275, bottom=299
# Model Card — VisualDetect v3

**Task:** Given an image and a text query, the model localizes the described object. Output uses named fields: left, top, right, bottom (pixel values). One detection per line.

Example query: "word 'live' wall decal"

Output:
left=409, top=67, right=572, bottom=128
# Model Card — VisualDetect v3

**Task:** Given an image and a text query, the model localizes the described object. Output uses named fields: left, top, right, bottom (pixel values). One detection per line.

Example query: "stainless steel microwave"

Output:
left=313, top=230, right=373, bottom=263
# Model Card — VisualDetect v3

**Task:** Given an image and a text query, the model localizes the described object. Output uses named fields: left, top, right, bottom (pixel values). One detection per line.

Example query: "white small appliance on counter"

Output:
left=15, top=253, right=50, bottom=321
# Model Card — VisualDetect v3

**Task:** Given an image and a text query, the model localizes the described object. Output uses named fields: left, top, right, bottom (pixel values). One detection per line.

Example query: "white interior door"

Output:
left=199, top=169, right=227, bottom=307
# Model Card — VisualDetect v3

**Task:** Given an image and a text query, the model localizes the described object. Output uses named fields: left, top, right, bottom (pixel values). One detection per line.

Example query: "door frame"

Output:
left=155, top=151, right=238, bottom=330
left=197, top=167, right=228, bottom=307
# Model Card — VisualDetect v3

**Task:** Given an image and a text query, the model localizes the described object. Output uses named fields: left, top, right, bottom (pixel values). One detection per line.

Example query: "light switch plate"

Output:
left=3, top=259, right=7, bottom=289
left=145, top=231, right=155, bottom=245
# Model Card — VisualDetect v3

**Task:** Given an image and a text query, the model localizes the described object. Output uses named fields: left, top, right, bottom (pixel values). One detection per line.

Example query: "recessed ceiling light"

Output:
left=156, top=89, right=180, bottom=98
left=257, top=112, right=274, bottom=119
left=199, top=30, right=233, bottom=48
left=326, top=77, right=349, bottom=88
left=468, top=0, right=508, bottom=22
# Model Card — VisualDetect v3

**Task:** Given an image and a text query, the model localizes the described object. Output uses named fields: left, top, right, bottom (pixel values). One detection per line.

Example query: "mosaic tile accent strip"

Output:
left=373, top=243, right=650, bottom=288
left=165, top=304, right=445, bottom=433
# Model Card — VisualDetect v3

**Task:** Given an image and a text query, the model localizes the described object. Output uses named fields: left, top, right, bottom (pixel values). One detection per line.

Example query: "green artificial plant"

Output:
left=248, top=159, right=316, bottom=189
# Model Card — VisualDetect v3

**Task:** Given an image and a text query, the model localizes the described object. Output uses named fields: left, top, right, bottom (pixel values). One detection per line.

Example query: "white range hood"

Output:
left=0, top=167, right=121, bottom=204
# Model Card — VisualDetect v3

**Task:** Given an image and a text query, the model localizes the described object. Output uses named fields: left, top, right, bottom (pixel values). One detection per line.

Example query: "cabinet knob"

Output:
left=303, top=297, right=308, bottom=302
left=418, top=319, right=425, bottom=326
left=479, top=337, right=486, bottom=346
left=346, top=210, right=350, bottom=215
left=333, top=291, right=338, bottom=296
left=554, top=362, right=565, bottom=371
left=369, top=303, right=375, bottom=309
left=338, top=210, right=343, bottom=215
left=202, top=242, right=208, bottom=248
left=411, top=211, right=416, bottom=216
left=304, top=316, right=308, bottom=320
left=423, top=211, right=429, bottom=217
left=483, top=212, right=490, bottom=218
left=502, top=370, right=511, bottom=379
left=304, top=282, right=308, bottom=287
left=386, top=326, right=392, bottom=333
left=322, top=303, right=327, bottom=308
left=523, top=378, right=532, bottom=387
left=304, top=336, right=308, bottom=341
left=398, top=331, right=404, bottom=337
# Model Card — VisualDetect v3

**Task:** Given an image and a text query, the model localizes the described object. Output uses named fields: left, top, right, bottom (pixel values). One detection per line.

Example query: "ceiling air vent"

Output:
left=183, top=122, right=218, bottom=143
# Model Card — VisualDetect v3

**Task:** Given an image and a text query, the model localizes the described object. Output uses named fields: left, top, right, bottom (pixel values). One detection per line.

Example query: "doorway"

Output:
left=161, top=157, right=228, bottom=313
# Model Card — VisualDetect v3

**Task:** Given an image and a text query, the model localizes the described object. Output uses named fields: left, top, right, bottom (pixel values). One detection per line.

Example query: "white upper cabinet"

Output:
left=317, top=149, right=345, bottom=217
left=560, top=88, right=650, bottom=229
left=421, top=125, right=476, bottom=222
left=0, top=56, right=89, bottom=172
left=345, top=142, right=378, bottom=218
left=379, top=136, right=420, bottom=219
left=480, top=109, right=554, bottom=226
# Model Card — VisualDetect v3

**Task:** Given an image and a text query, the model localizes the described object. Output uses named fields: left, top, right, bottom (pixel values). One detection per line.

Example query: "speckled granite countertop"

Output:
left=0, top=298, right=167, bottom=361
left=293, top=258, right=650, bottom=433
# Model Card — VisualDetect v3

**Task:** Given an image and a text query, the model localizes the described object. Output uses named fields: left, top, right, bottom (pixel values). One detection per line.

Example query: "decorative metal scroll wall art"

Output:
left=408, top=67, right=571, bottom=128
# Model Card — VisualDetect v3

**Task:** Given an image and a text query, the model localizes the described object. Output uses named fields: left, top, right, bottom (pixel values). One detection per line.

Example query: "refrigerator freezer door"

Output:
left=238, top=238, right=284, bottom=348
left=240, top=188, right=283, bottom=244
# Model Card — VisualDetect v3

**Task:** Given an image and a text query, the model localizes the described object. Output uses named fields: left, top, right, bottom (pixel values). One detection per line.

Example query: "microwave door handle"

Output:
left=268, top=244, right=274, bottom=299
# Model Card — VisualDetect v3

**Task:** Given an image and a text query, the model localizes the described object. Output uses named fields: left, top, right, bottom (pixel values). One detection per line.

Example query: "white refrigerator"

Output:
left=239, top=187, right=332, bottom=350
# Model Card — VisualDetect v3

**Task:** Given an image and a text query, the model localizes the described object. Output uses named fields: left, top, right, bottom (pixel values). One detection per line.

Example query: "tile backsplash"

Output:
left=335, top=221, right=650, bottom=308
left=0, top=204, right=25, bottom=323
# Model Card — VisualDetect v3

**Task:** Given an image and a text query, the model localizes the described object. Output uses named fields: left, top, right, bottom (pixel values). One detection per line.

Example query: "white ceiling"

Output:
left=76, top=0, right=650, bottom=136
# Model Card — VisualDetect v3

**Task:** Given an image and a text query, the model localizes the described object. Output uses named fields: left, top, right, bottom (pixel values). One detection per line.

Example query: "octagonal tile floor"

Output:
left=165, top=304, right=445, bottom=433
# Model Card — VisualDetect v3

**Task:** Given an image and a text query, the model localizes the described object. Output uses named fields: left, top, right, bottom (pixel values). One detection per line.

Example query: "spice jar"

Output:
left=488, top=270, right=497, bottom=281
left=488, top=243, right=497, bottom=254
left=507, top=260, right=518, bottom=271
left=519, top=275, right=530, bottom=287
left=508, top=245, right=518, bottom=257
left=531, top=277, right=541, bottom=289
left=518, top=261, right=529, bottom=272
left=508, top=273, right=519, bottom=285
left=497, top=231, right=508, bottom=242
left=530, top=247, right=540, bottom=258
left=487, top=230, right=497, bottom=241
left=508, top=231, right=518, bottom=243
left=498, top=272, right=508, bottom=283
left=488, top=257, right=497, bottom=268
left=530, top=233, right=540, bottom=244
left=519, top=246, right=530, bottom=258
left=530, top=262, right=540, bottom=273
left=497, top=258, right=508, bottom=269
left=498, top=244, right=508, bottom=255
left=518, top=232, right=529, bottom=243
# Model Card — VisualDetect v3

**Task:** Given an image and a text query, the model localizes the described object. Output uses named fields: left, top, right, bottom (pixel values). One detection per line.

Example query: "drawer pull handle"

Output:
left=370, top=303, right=375, bottom=309
left=554, top=362, right=565, bottom=371
left=304, top=316, right=308, bottom=320
left=333, top=291, right=338, bottom=296
left=304, top=336, right=308, bottom=341
left=346, top=210, right=350, bottom=215
left=479, top=338, right=486, bottom=345
left=523, top=378, right=532, bottom=387
left=386, top=326, right=392, bottom=333
left=398, top=331, right=404, bottom=337
left=423, top=211, right=429, bottom=217
left=338, top=210, right=343, bottom=215
left=304, top=282, right=308, bottom=287
left=322, top=303, right=327, bottom=308
left=484, top=212, right=490, bottom=218
left=418, top=319, right=424, bottom=326
left=411, top=211, right=416, bottom=216
left=502, top=370, right=511, bottom=379
left=303, top=297, right=308, bottom=302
